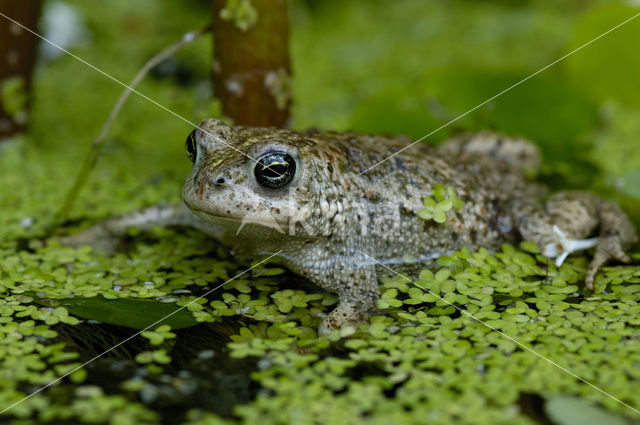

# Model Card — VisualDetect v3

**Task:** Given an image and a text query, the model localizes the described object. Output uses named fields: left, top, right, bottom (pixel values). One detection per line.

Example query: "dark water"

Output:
left=50, top=319, right=258, bottom=424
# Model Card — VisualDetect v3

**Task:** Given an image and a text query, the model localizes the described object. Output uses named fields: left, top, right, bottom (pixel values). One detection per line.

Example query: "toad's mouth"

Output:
left=184, top=202, right=289, bottom=228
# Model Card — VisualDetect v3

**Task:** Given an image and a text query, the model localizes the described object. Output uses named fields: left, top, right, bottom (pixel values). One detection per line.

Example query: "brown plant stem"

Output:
left=212, top=0, right=291, bottom=127
left=0, top=0, right=42, bottom=140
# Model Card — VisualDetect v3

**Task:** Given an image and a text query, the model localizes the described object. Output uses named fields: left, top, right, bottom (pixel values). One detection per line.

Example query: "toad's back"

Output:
left=260, top=127, right=546, bottom=267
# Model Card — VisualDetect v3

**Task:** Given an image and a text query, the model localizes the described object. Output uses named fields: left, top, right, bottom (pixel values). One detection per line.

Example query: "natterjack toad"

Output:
left=63, top=119, right=638, bottom=334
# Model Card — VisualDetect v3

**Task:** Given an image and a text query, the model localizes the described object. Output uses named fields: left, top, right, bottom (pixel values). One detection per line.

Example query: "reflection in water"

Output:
left=55, top=320, right=258, bottom=419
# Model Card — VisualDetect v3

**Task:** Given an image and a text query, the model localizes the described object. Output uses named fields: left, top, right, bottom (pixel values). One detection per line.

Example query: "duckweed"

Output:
left=418, top=185, right=464, bottom=223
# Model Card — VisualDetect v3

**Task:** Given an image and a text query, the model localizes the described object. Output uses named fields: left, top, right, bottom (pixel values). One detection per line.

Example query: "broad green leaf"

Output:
left=32, top=295, right=199, bottom=330
left=544, top=395, right=627, bottom=425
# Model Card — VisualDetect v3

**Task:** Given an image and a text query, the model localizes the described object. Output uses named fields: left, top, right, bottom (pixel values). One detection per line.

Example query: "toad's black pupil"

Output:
left=254, top=152, right=296, bottom=189
left=185, top=130, right=197, bottom=163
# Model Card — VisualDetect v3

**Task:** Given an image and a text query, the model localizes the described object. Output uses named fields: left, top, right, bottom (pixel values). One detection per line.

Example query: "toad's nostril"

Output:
left=214, top=177, right=226, bottom=186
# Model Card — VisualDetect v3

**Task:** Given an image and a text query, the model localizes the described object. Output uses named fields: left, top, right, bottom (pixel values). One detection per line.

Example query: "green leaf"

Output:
left=407, top=287, right=424, bottom=300
left=31, top=295, right=198, bottom=330
left=438, top=199, right=453, bottom=212
left=220, top=0, right=258, bottom=32
left=433, top=184, right=446, bottom=202
left=275, top=297, right=293, bottom=313
left=152, top=349, right=172, bottom=364
left=433, top=210, right=447, bottom=223
left=448, top=187, right=464, bottom=210
left=435, top=269, right=450, bottom=281
left=422, top=197, right=436, bottom=208
left=544, top=395, right=627, bottom=425
left=418, top=209, right=433, bottom=220
left=382, top=289, right=398, bottom=299
left=519, top=241, right=540, bottom=253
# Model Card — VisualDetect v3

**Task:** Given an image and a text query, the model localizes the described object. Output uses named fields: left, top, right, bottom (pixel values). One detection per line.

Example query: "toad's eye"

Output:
left=254, top=152, right=296, bottom=189
left=185, top=130, right=197, bottom=163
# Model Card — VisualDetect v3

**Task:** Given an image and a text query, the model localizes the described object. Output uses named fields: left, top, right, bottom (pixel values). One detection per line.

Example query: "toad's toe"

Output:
left=585, top=235, right=632, bottom=291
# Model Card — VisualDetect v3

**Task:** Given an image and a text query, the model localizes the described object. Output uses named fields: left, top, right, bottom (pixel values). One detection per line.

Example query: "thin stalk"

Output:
left=47, top=25, right=212, bottom=237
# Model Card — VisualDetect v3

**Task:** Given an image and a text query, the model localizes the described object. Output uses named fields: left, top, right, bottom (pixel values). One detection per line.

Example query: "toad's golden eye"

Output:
left=185, top=130, right=197, bottom=163
left=254, top=152, right=296, bottom=189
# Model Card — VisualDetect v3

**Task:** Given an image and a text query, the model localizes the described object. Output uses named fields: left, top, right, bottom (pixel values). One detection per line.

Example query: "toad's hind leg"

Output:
left=583, top=199, right=637, bottom=289
left=518, top=192, right=637, bottom=290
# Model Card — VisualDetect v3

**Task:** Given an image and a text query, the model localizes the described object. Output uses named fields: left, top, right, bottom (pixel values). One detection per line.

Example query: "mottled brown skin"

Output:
left=63, top=119, right=638, bottom=334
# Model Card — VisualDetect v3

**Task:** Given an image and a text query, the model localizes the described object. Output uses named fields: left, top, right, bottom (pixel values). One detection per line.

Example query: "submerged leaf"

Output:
left=32, top=296, right=199, bottom=330
left=544, top=395, right=628, bottom=425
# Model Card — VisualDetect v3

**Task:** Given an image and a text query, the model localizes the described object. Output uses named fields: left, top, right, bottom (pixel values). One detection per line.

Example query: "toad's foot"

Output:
left=519, top=192, right=637, bottom=292
left=318, top=293, right=378, bottom=336
left=542, top=225, right=599, bottom=268
left=584, top=232, right=633, bottom=291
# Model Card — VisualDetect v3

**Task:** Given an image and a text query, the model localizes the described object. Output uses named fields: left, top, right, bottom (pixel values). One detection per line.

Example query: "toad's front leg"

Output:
left=57, top=203, right=224, bottom=253
left=315, top=263, right=380, bottom=336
